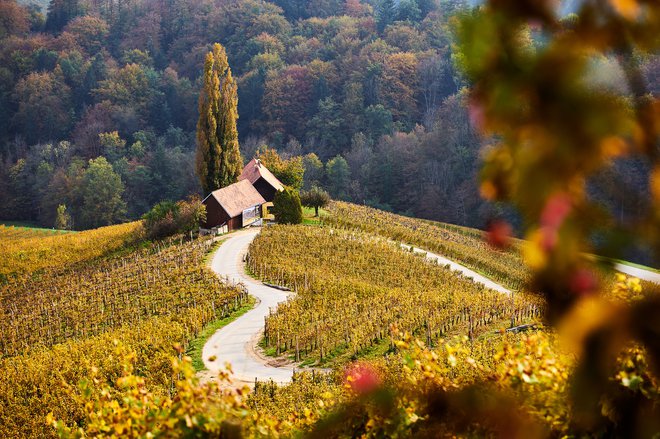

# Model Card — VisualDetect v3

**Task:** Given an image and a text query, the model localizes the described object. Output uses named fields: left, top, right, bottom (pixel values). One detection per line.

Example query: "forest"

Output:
left=2, top=0, right=655, bottom=236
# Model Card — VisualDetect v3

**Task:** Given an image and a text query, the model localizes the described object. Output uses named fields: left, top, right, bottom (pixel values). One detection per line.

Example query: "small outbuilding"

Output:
left=202, top=179, right=266, bottom=231
left=239, top=158, right=284, bottom=202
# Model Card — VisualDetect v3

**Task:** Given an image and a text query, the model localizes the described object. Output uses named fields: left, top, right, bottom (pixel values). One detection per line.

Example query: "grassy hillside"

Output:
left=0, top=221, right=75, bottom=233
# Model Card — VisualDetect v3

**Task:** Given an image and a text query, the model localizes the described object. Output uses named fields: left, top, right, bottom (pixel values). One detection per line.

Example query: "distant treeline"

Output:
left=0, top=0, right=657, bottom=234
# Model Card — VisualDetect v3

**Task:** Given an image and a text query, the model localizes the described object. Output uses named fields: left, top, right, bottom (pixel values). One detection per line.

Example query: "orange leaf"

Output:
left=609, top=0, right=640, bottom=19
left=651, top=166, right=660, bottom=202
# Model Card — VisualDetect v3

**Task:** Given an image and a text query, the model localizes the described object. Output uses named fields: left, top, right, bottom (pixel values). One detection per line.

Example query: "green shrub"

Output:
left=142, top=196, right=206, bottom=239
left=272, top=188, right=303, bottom=225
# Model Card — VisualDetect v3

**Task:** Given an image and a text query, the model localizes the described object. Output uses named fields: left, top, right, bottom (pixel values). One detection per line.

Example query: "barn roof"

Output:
left=203, top=179, right=266, bottom=218
left=239, top=158, right=285, bottom=192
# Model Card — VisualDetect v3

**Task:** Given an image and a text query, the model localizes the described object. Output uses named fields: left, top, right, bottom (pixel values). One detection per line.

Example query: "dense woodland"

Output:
left=0, top=0, right=658, bottom=239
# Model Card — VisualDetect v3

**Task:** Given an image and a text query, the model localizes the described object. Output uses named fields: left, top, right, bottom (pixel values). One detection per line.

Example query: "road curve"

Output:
left=202, top=228, right=295, bottom=384
left=401, top=245, right=660, bottom=291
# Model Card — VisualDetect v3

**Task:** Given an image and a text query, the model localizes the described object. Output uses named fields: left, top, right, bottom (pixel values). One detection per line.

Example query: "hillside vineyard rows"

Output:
left=247, top=224, right=542, bottom=365
left=0, top=235, right=247, bottom=357
left=324, top=202, right=530, bottom=290
left=0, top=225, right=248, bottom=437
left=0, top=205, right=656, bottom=437
left=321, top=202, right=660, bottom=296
left=0, top=222, right=141, bottom=280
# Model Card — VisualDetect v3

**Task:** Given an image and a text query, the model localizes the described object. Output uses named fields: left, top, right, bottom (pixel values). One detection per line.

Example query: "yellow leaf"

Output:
left=600, top=136, right=626, bottom=158
left=480, top=180, right=497, bottom=200
left=523, top=230, right=547, bottom=270
left=558, top=296, right=620, bottom=354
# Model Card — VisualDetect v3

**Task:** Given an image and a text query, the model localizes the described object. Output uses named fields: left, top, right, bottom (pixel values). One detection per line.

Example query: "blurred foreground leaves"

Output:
left=458, top=0, right=660, bottom=435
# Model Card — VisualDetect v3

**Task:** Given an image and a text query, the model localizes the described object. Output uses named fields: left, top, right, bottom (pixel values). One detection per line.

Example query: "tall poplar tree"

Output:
left=196, top=43, right=242, bottom=194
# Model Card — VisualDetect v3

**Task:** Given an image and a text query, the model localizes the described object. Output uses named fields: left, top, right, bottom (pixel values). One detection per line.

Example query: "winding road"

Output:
left=200, top=228, right=513, bottom=385
left=201, top=228, right=296, bottom=384
left=200, top=227, right=658, bottom=385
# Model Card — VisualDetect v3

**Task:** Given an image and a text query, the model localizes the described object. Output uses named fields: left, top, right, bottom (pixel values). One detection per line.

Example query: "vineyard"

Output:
left=0, top=214, right=654, bottom=437
left=0, top=236, right=247, bottom=357
left=247, top=225, right=542, bottom=366
left=246, top=330, right=573, bottom=434
left=322, top=202, right=660, bottom=297
left=0, top=225, right=248, bottom=437
left=0, top=317, right=197, bottom=438
left=323, top=202, right=530, bottom=290
left=0, top=222, right=142, bottom=281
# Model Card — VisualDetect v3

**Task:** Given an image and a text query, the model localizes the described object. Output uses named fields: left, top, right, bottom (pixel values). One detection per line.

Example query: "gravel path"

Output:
left=202, top=228, right=296, bottom=384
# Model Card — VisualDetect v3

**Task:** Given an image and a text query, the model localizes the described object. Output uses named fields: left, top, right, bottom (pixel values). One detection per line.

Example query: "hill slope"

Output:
left=0, top=224, right=247, bottom=437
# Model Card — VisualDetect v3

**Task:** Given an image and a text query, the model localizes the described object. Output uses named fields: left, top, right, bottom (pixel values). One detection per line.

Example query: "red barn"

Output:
left=239, top=158, right=284, bottom=202
left=201, top=179, right=266, bottom=231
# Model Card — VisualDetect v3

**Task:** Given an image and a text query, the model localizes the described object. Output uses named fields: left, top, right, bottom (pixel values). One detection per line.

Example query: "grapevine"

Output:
left=247, top=225, right=542, bottom=365
left=0, top=225, right=247, bottom=437
left=323, top=202, right=530, bottom=290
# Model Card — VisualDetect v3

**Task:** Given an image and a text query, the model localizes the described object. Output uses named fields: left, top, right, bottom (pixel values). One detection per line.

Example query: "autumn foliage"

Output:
left=196, top=43, right=242, bottom=194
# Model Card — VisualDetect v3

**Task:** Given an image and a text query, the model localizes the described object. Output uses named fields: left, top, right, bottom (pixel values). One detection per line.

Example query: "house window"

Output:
left=242, top=205, right=260, bottom=225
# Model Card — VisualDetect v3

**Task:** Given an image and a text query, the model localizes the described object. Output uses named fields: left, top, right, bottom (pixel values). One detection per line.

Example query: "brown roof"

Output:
left=204, top=179, right=266, bottom=218
left=239, top=158, right=285, bottom=192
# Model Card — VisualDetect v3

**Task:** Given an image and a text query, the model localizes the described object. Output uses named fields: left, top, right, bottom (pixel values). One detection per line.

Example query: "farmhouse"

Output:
left=201, top=179, right=266, bottom=231
left=239, top=158, right=284, bottom=202
left=201, top=160, right=285, bottom=232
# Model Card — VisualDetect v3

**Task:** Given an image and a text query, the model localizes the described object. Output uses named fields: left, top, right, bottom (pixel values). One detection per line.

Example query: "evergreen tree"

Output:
left=308, top=75, right=330, bottom=116
left=376, top=0, right=396, bottom=33
left=196, top=43, right=242, bottom=195
left=7, top=159, right=35, bottom=220
left=417, top=0, right=436, bottom=17
left=272, top=187, right=303, bottom=225
left=397, top=0, right=421, bottom=22
left=302, top=153, right=324, bottom=189
left=45, top=0, right=87, bottom=32
left=326, top=155, right=351, bottom=200
left=364, top=104, right=394, bottom=141
left=307, top=97, right=346, bottom=158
